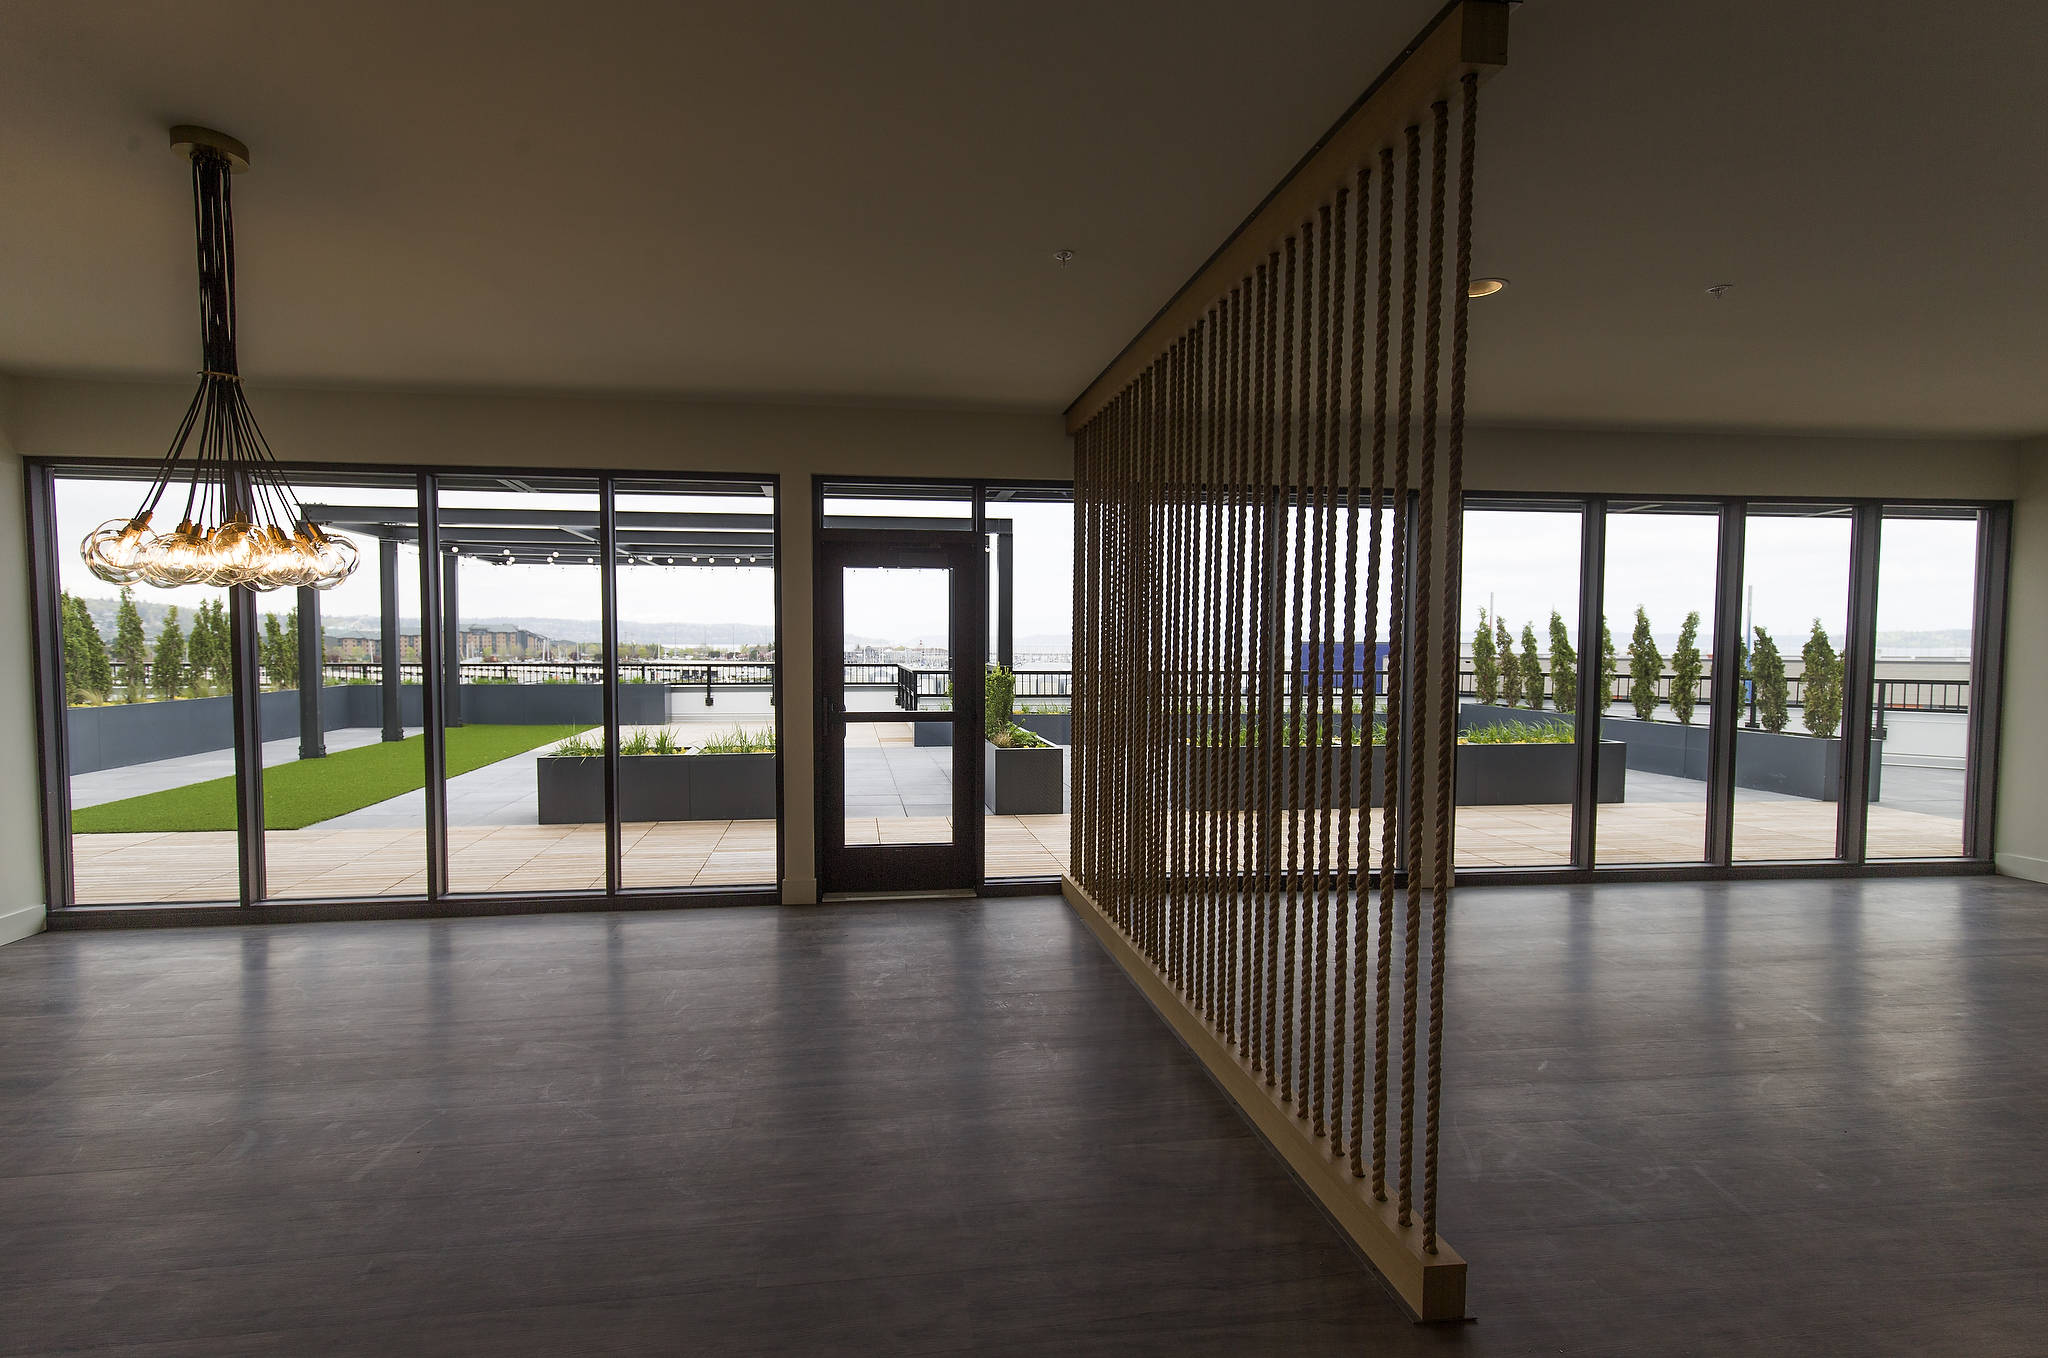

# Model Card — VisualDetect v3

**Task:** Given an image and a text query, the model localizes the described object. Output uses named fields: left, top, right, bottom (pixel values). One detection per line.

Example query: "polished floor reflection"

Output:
left=4, top=879, right=2044, bottom=1354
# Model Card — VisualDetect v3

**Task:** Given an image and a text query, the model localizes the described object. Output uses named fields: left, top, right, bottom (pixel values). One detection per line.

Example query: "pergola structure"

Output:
left=287, top=497, right=1020, bottom=756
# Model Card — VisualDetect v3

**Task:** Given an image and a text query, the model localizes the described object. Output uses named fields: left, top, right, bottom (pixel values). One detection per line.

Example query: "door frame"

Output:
left=814, top=528, right=986, bottom=894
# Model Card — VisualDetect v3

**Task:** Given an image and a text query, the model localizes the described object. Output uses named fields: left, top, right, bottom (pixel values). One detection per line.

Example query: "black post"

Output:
left=227, top=581, right=267, bottom=905
left=1837, top=504, right=1883, bottom=862
left=23, top=463, right=76, bottom=914
left=997, top=528, right=1015, bottom=671
left=599, top=478, right=623, bottom=895
left=1964, top=503, right=2011, bottom=862
left=418, top=475, right=448, bottom=900
left=1704, top=503, right=1747, bottom=866
left=296, top=585, right=324, bottom=761
left=379, top=537, right=402, bottom=741
left=1571, top=498, right=1607, bottom=870
left=441, top=550, right=463, bottom=728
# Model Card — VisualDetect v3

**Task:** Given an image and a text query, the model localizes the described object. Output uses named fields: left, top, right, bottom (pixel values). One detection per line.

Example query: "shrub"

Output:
left=1471, top=609, right=1499, bottom=704
left=1520, top=624, right=1545, bottom=710
left=1801, top=619, right=1843, bottom=738
left=1751, top=626, right=1788, bottom=732
left=1669, top=611, right=1703, bottom=725
left=985, top=666, right=1017, bottom=742
left=1495, top=616, right=1522, bottom=707
left=1627, top=607, right=1663, bottom=721
left=1547, top=610, right=1577, bottom=713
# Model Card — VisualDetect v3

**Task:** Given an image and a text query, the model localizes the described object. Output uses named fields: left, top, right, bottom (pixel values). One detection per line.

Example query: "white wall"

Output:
left=0, top=377, right=49, bottom=943
left=1996, top=438, right=2048, bottom=882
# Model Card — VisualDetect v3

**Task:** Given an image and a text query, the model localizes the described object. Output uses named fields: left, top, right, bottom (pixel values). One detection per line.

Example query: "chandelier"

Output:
left=81, top=126, right=357, bottom=592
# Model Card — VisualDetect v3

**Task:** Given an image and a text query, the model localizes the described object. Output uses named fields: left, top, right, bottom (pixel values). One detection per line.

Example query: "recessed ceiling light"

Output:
left=1466, top=277, right=1507, bottom=298
left=1706, top=282, right=1734, bottom=299
left=1053, top=249, right=1076, bottom=266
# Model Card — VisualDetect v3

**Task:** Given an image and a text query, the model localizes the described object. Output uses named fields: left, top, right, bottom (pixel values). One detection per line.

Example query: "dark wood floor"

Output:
left=2, top=877, right=2045, bottom=1355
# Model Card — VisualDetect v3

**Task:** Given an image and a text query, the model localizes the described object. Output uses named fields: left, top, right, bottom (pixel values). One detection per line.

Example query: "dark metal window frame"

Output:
left=815, top=475, right=1076, bottom=892
left=24, top=456, right=785, bottom=928
left=1456, top=489, right=2012, bottom=887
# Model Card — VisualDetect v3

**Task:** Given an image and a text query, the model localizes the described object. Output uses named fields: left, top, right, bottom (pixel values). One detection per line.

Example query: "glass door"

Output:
left=817, top=533, right=983, bottom=893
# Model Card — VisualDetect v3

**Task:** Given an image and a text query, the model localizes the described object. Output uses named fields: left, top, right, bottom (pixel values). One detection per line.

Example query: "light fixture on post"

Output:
left=80, top=126, right=358, bottom=592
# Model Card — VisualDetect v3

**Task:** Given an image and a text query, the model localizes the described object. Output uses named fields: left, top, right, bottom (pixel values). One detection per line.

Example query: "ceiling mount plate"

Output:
left=168, top=125, right=250, bottom=172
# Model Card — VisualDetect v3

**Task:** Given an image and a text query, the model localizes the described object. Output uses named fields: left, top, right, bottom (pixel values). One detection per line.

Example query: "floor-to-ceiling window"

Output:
left=1456, top=499, right=1585, bottom=869
left=1864, top=507, right=1983, bottom=860
left=29, top=461, right=780, bottom=914
left=261, top=470, right=427, bottom=899
left=983, top=485, right=1073, bottom=881
left=1595, top=502, right=1722, bottom=866
left=1731, top=505, right=1855, bottom=863
left=53, top=468, right=246, bottom=904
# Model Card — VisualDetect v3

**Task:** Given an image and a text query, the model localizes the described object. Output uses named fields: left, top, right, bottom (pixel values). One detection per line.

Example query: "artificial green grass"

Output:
left=72, top=725, right=584, bottom=834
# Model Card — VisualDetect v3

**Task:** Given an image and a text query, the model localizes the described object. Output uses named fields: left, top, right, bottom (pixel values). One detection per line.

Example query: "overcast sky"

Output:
left=56, top=478, right=1975, bottom=652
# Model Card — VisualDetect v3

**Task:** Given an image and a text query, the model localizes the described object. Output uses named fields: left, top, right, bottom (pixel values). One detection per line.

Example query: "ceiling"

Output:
left=2, top=0, right=2044, bottom=435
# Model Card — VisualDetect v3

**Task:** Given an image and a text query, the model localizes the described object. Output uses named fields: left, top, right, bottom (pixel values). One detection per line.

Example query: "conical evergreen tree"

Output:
left=112, top=586, right=147, bottom=702
left=1670, top=610, right=1703, bottom=725
left=1520, top=624, right=1545, bottom=710
left=1547, top=610, right=1577, bottom=714
left=1495, top=615, right=1522, bottom=707
left=1628, top=607, right=1663, bottom=721
left=151, top=606, right=186, bottom=697
left=1801, top=618, right=1842, bottom=738
left=1471, top=609, right=1499, bottom=705
left=1751, top=626, right=1788, bottom=733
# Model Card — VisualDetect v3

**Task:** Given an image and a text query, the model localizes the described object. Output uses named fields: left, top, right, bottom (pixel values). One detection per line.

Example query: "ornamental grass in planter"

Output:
left=536, top=725, right=777, bottom=823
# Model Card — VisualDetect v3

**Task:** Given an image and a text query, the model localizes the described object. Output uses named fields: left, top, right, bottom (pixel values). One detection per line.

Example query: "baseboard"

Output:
left=0, top=902, right=48, bottom=947
left=1995, top=851, right=2048, bottom=885
left=1059, top=875, right=1466, bottom=1323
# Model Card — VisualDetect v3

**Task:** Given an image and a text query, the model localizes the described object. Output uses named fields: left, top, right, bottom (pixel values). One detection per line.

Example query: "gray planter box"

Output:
left=1456, top=740, right=1625, bottom=805
left=1733, top=728, right=1880, bottom=801
left=1459, top=701, right=1576, bottom=737
left=1602, top=714, right=1712, bottom=779
left=914, top=719, right=954, bottom=747
left=984, top=741, right=1064, bottom=814
left=1597, top=714, right=1881, bottom=801
left=536, top=752, right=776, bottom=823
left=1177, top=746, right=1385, bottom=810
left=920, top=713, right=1070, bottom=748
left=1176, top=738, right=1621, bottom=808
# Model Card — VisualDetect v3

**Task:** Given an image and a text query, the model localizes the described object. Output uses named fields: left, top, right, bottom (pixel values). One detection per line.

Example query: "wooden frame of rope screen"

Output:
left=1063, top=0, right=1506, bottom=1324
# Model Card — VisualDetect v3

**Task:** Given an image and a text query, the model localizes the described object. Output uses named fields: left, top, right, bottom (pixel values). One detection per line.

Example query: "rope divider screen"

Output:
left=1061, top=0, right=1504, bottom=1325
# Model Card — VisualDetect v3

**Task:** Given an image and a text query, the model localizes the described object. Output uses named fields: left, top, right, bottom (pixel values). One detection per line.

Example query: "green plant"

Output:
left=1471, top=609, right=1499, bottom=705
left=187, top=598, right=231, bottom=692
left=1519, top=624, right=1545, bottom=711
left=1547, top=610, right=1576, bottom=714
left=1627, top=607, right=1662, bottom=721
left=1801, top=618, right=1842, bottom=738
left=259, top=609, right=299, bottom=691
left=698, top=725, right=776, bottom=754
left=1599, top=617, right=1617, bottom=713
left=985, top=665, right=1017, bottom=742
left=1461, top=719, right=1574, bottom=745
left=60, top=593, right=112, bottom=705
left=1751, top=626, right=1788, bottom=733
left=113, top=586, right=146, bottom=702
left=1495, top=616, right=1522, bottom=707
left=344, top=677, right=380, bottom=686
left=990, top=722, right=1050, bottom=749
left=470, top=675, right=516, bottom=685
left=150, top=606, right=186, bottom=698
left=1670, top=610, right=1703, bottom=725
